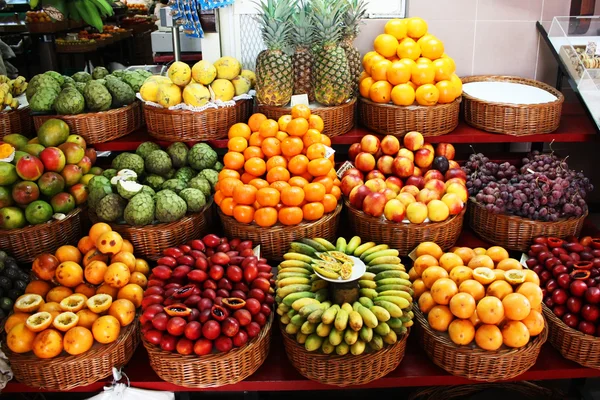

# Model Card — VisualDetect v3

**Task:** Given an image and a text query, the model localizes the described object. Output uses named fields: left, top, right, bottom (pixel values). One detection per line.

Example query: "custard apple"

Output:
left=155, top=190, right=187, bottom=223
left=124, top=193, right=155, bottom=226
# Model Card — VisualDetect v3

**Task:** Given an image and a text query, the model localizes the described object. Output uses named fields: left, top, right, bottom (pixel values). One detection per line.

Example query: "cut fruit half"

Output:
left=26, top=311, right=53, bottom=332
left=86, top=294, right=113, bottom=313
left=14, top=294, right=45, bottom=313
left=60, top=294, right=87, bottom=312
left=472, top=267, right=495, bottom=285
left=52, top=311, right=79, bottom=332
left=505, top=269, right=526, bottom=285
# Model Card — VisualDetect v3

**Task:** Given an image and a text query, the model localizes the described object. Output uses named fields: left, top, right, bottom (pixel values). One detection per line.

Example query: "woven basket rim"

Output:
left=0, top=207, right=82, bottom=236
left=257, top=97, right=357, bottom=111
left=460, top=75, right=565, bottom=108
left=142, top=98, right=252, bottom=116
left=1, top=106, right=30, bottom=115
left=358, top=95, right=462, bottom=111
left=543, top=304, right=600, bottom=343
left=31, top=101, right=139, bottom=120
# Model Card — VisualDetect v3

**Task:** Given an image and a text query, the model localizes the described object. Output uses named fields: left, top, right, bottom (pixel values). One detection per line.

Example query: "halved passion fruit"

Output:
left=14, top=294, right=45, bottom=313
left=223, top=297, right=246, bottom=310
left=164, top=304, right=192, bottom=317
left=571, top=269, right=591, bottom=280
left=547, top=237, right=565, bottom=248
left=505, top=269, right=526, bottom=285
left=574, top=261, right=594, bottom=270
left=173, top=284, right=195, bottom=299
left=210, top=304, right=228, bottom=321
left=86, top=294, right=113, bottom=313
left=25, top=311, right=53, bottom=332
left=52, top=311, right=79, bottom=332
left=591, top=238, right=600, bottom=250
left=473, top=267, right=495, bottom=285
left=60, top=294, right=87, bottom=312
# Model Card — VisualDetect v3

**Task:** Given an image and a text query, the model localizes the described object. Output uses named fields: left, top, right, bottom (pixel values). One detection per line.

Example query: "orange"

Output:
left=417, top=33, right=434, bottom=47
left=497, top=258, right=523, bottom=271
left=420, top=36, right=444, bottom=59
left=449, top=292, right=476, bottom=319
left=281, top=186, right=305, bottom=206
left=435, top=80, right=456, bottom=104
left=281, top=137, right=304, bottom=157
left=244, top=157, right=267, bottom=177
left=415, top=83, right=439, bottom=106
left=306, top=143, right=326, bottom=160
left=432, top=58, right=454, bottom=81
left=304, top=182, right=326, bottom=202
left=109, top=299, right=136, bottom=327
left=219, top=169, right=241, bottom=181
left=259, top=119, right=279, bottom=138
left=275, top=130, right=289, bottom=143
left=55, top=261, right=84, bottom=288
left=439, top=253, right=464, bottom=272
left=521, top=309, right=545, bottom=336
left=450, top=73, right=463, bottom=98
left=421, top=266, right=448, bottom=288
left=475, top=324, right=503, bottom=351
left=502, top=293, right=531, bottom=321
left=486, top=280, right=513, bottom=300
left=407, top=17, right=428, bottom=39
left=502, top=320, right=530, bottom=348
left=365, top=54, right=385, bottom=75
left=92, top=315, right=121, bottom=344
left=470, top=310, right=482, bottom=328
left=76, top=309, right=99, bottom=329
left=373, top=33, right=398, bottom=58
left=104, top=262, right=131, bottom=288
left=454, top=247, right=476, bottom=265
left=369, top=81, right=392, bottom=103
left=261, top=137, right=281, bottom=158
left=413, top=279, right=427, bottom=299
left=111, top=251, right=136, bottom=273
left=220, top=177, right=243, bottom=197
left=55, top=245, right=82, bottom=264
left=120, top=240, right=134, bottom=254
left=134, top=258, right=149, bottom=275
left=25, top=280, right=52, bottom=298
left=63, top=326, right=94, bottom=355
left=248, top=113, right=267, bottom=132
left=418, top=291, right=436, bottom=313
left=516, top=282, right=543, bottom=309
left=468, top=255, right=495, bottom=270
left=302, top=129, right=322, bottom=148
left=224, top=151, right=245, bottom=170
left=249, top=178, right=270, bottom=190
left=449, top=266, right=473, bottom=286
left=330, top=185, right=341, bottom=200
left=389, top=83, right=415, bottom=106
left=278, top=115, right=293, bottom=131
left=384, top=18, right=407, bottom=40
left=89, top=223, right=111, bottom=243
left=396, top=38, right=421, bottom=60
left=96, top=231, right=123, bottom=255
left=322, top=194, right=338, bottom=213
left=288, top=176, right=309, bottom=188
left=400, top=57, right=417, bottom=69
left=215, top=188, right=226, bottom=206
left=32, top=328, right=63, bottom=358
left=371, top=59, right=392, bottom=81
left=414, top=255, right=440, bottom=277
left=302, top=202, right=325, bottom=221
left=278, top=206, right=303, bottom=226
left=416, top=57, right=432, bottom=65
left=228, top=137, right=248, bottom=153
left=427, top=305, right=454, bottom=332
left=249, top=132, right=264, bottom=147
left=363, top=51, right=380, bottom=70
left=117, top=284, right=143, bottom=308
left=266, top=155, right=287, bottom=171
left=244, top=146, right=264, bottom=160
left=228, top=122, right=252, bottom=140
left=459, top=280, right=485, bottom=302
left=266, top=166, right=290, bottom=184
left=430, top=278, right=458, bottom=305
left=46, top=286, right=73, bottom=303
left=359, top=77, right=374, bottom=98
left=286, top=118, right=309, bottom=137
left=77, top=236, right=96, bottom=255
left=486, top=246, right=509, bottom=264
left=476, top=296, right=504, bottom=325
left=241, top=172, right=255, bottom=184
left=288, top=155, right=310, bottom=175
left=256, top=187, right=280, bottom=207
left=313, top=176, right=334, bottom=193
left=387, top=61, right=411, bottom=85
left=308, top=115, right=324, bottom=132
left=233, top=184, right=257, bottom=205
left=255, top=207, right=278, bottom=227
left=129, top=272, right=147, bottom=288
left=270, top=180, right=291, bottom=192
left=307, top=158, right=332, bottom=177
left=448, top=319, right=475, bottom=345
left=291, top=104, right=311, bottom=119
left=411, top=63, right=435, bottom=86
left=4, top=313, right=30, bottom=333
left=233, top=205, right=255, bottom=224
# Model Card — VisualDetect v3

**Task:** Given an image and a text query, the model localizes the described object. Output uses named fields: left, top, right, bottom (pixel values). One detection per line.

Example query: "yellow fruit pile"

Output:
left=360, top=17, right=462, bottom=106
left=5, top=222, right=150, bottom=359
left=409, top=242, right=545, bottom=350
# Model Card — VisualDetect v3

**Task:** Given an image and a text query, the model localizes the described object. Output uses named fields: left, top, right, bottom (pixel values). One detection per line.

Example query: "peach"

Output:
left=362, top=192, right=387, bottom=217
left=445, top=168, right=467, bottom=182
left=392, top=156, right=414, bottom=178
left=365, top=178, right=386, bottom=193
left=448, top=160, right=460, bottom=169
left=416, top=188, right=440, bottom=204
left=446, top=182, right=469, bottom=203
left=366, top=170, right=386, bottom=181
left=413, top=166, right=423, bottom=177
left=435, top=143, right=455, bottom=160
left=406, top=202, right=428, bottom=224
left=341, top=175, right=364, bottom=197
left=385, top=176, right=403, bottom=194
left=360, top=135, right=381, bottom=155
left=349, top=185, right=372, bottom=209
left=355, top=152, right=376, bottom=172
left=384, top=199, right=406, bottom=222
left=445, top=178, right=467, bottom=189
left=396, top=192, right=416, bottom=208
left=376, top=155, right=394, bottom=175
left=381, top=188, right=397, bottom=201
left=397, top=148, right=414, bottom=162
left=427, top=199, right=450, bottom=222
left=406, top=175, right=425, bottom=190
left=400, top=185, right=420, bottom=197
left=424, top=179, right=446, bottom=197
left=414, top=148, right=434, bottom=169
left=424, top=169, right=444, bottom=183
left=348, top=143, right=362, bottom=161
left=380, top=135, right=400, bottom=155
left=403, top=131, right=424, bottom=151
left=423, top=142, right=434, bottom=154
left=343, top=168, right=364, bottom=180
left=442, top=193, right=464, bottom=215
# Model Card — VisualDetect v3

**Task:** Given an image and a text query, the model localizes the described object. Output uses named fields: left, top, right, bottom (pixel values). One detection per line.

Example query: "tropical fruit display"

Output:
left=139, top=58, right=254, bottom=108
left=525, top=235, right=600, bottom=336
left=141, top=234, right=274, bottom=355
left=0, top=119, right=100, bottom=230
left=0, top=249, right=31, bottom=320
left=0, top=75, right=27, bottom=111
left=5, top=222, right=151, bottom=358
left=27, top=67, right=143, bottom=114
left=87, top=141, right=219, bottom=226
left=216, top=105, right=340, bottom=227
left=342, top=132, right=467, bottom=223
left=360, top=17, right=462, bottom=106
left=276, top=236, right=414, bottom=355
left=409, top=242, right=545, bottom=350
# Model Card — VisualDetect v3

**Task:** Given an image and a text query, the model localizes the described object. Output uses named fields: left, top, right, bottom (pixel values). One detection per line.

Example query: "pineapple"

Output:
left=291, top=2, right=315, bottom=102
left=341, top=0, right=367, bottom=96
left=255, top=0, right=295, bottom=107
left=312, top=0, right=352, bottom=106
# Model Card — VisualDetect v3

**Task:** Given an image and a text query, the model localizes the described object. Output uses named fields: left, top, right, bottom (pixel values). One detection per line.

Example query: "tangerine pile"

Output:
left=409, top=242, right=545, bottom=350
left=4, top=222, right=150, bottom=359
left=360, top=17, right=462, bottom=106
left=216, top=105, right=341, bottom=227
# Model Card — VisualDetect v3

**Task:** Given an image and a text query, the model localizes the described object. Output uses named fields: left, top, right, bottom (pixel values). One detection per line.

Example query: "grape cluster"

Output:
left=465, top=151, right=593, bottom=222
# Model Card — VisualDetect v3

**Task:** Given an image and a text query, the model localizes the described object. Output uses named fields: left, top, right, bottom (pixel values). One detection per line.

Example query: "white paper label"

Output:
left=408, top=247, right=418, bottom=261
left=290, top=94, right=309, bottom=107
left=520, top=253, right=529, bottom=268
left=324, top=145, right=335, bottom=159
left=253, top=245, right=261, bottom=258
left=97, top=151, right=112, bottom=157
left=336, top=160, right=354, bottom=179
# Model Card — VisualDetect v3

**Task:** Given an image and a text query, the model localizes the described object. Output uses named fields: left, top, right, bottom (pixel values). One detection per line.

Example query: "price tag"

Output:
left=336, top=160, right=354, bottom=179
left=408, top=246, right=418, bottom=261
left=520, top=253, right=529, bottom=268
left=324, top=145, right=335, bottom=159
left=585, top=41, right=599, bottom=57
left=290, top=94, right=309, bottom=107
left=97, top=151, right=112, bottom=158
left=253, top=245, right=261, bottom=259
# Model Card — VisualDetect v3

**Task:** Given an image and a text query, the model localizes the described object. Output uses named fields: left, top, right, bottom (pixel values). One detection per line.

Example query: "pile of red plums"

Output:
left=140, top=234, right=274, bottom=355
left=526, top=235, right=600, bottom=336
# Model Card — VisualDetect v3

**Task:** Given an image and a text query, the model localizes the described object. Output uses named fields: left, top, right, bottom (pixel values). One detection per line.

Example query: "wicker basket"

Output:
left=461, top=76, right=564, bottom=136
left=218, top=203, right=342, bottom=261
left=358, top=96, right=460, bottom=138
left=4, top=320, right=139, bottom=391
left=409, top=381, right=567, bottom=400
left=89, top=199, right=213, bottom=261
left=345, top=199, right=465, bottom=256
left=543, top=305, right=600, bottom=369
left=32, top=101, right=143, bottom=144
left=142, top=314, right=272, bottom=388
left=0, top=208, right=83, bottom=263
left=281, top=324, right=409, bottom=387
left=55, top=42, right=98, bottom=53
left=257, top=98, right=356, bottom=138
left=414, top=309, right=546, bottom=382
left=468, top=199, right=586, bottom=252
left=0, top=107, right=33, bottom=137
left=26, top=21, right=69, bottom=34
left=144, top=99, right=253, bottom=141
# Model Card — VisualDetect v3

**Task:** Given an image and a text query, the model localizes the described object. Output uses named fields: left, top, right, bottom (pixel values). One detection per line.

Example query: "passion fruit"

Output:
left=211, top=304, right=229, bottom=321
left=505, top=269, right=527, bottom=285
left=14, top=294, right=44, bottom=313
left=7, top=323, right=37, bottom=353
left=571, top=269, right=591, bottom=281
left=53, top=311, right=79, bottom=332
left=32, top=328, right=63, bottom=358
left=26, top=311, right=53, bottom=332
left=164, top=304, right=192, bottom=317
left=86, top=294, right=113, bottom=313
left=223, top=297, right=246, bottom=310
left=92, top=315, right=121, bottom=344
left=59, top=294, right=87, bottom=312
left=63, top=326, right=94, bottom=355
left=108, top=299, right=135, bottom=327
left=173, top=284, right=195, bottom=299
left=574, top=261, right=593, bottom=270
left=76, top=309, right=100, bottom=329
left=472, top=267, right=495, bottom=285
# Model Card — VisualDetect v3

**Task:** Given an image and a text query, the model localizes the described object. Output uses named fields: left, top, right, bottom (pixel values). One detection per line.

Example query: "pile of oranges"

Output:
left=215, top=105, right=341, bottom=227
left=360, top=17, right=462, bottom=107
left=409, top=242, right=545, bottom=350
left=4, top=222, right=150, bottom=359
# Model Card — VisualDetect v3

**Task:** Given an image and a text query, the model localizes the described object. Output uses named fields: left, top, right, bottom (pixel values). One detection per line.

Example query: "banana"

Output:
left=328, top=328, right=343, bottom=346
left=341, top=303, right=353, bottom=313
left=359, top=325, right=373, bottom=342
left=368, top=256, right=401, bottom=266
left=387, top=317, right=403, bottom=329
left=348, top=310, right=363, bottom=331
left=316, top=322, right=332, bottom=337
left=360, top=272, right=376, bottom=281
left=283, top=252, right=314, bottom=263
left=321, top=304, right=339, bottom=325
left=359, top=288, right=378, bottom=300
left=277, top=267, right=311, bottom=275
left=282, top=291, right=316, bottom=306
left=359, top=244, right=390, bottom=260
left=383, top=330, right=398, bottom=345
left=10, top=99, right=19, bottom=110
left=369, top=334, right=383, bottom=351
left=4, top=93, right=12, bottom=106
left=290, top=242, right=317, bottom=256
left=305, top=334, right=323, bottom=352
left=278, top=272, right=311, bottom=280
left=400, top=312, right=414, bottom=323
left=321, top=338, right=335, bottom=354
left=67, top=1, right=80, bottom=20
left=358, top=280, right=377, bottom=289
left=285, top=323, right=300, bottom=335
left=278, top=303, right=291, bottom=312
left=376, top=278, right=412, bottom=287
left=358, top=297, right=374, bottom=308
left=299, top=238, right=328, bottom=252
left=30, top=0, right=40, bottom=8
left=287, top=309, right=296, bottom=319
left=369, top=305, right=391, bottom=322
left=296, top=332, right=308, bottom=344
left=336, top=237, right=347, bottom=253
left=354, top=242, right=376, bottom=257
left=363, top=249, right=399, bottom=264
left=374, top=300, right=403, bottom=318
left=404, top=320, right=414, bottom=328
left=374, top=322, right=390, bottom=336
left=307, top=308, right=326, bottom=323
left=393, top=326, right=408, bottom=336
left=335, top=341, right=350, bottom=355
left=290, top=314, right=306, bottom=326
left=90, top=0, right=113, bottom=17
left=374, top=296, right=410, bottom=309
left=314, top=288, right=328, bottom=302
left=344, top=328, right=358, bottom=345
left=278, top=277, right=311, bottom=287
left=298, top=303, right=321, bottom=316
left=280, top=314, right=291, bottom=324
left=351, top=339, right=366, bottom=355
left=312, top=265, right=339, bottom=280
left=277, top=284, right=312, bottom=298
left=279, top=260, right=312, bottom=270
left=310, top=279, right=328, bottom=292
left=356, top=304, right=378, bottom=328
left=334, top=309, right=348, bottom=331
left=345, top=236, right=362, bottom=255
left=376, top=284, right=413, bottom=294
left=313, top=238, right=336, bottom=251
left=301, top=321, right=317, bottom=334
left=375, top=270, right=410, bottom=281
left=378, top=290, right=412, bottom=302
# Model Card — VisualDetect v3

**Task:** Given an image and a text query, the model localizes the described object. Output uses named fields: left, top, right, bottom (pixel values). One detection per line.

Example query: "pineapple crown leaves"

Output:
left=254, top=0, right=296, bottom=51
left=291, top=1, right=314, bottom=48
left=311, top=0, right=348, bottom=47
left=342, top=0, right=367, bottom=37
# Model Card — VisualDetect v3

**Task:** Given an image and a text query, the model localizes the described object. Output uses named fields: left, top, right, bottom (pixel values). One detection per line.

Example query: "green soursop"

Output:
left=27, top=75, right=61, bottom=101
left=140, top=185, right=155, bottom=197
left=102, top=169, right=117, bottom=180
left=29, top=89, right=58, bottom=113
left=105, top=76, right=135, bottom=107
left=88, top=183, right=113, bottom=209
left=92, top=67, right=109, bottom=80
left=155, top=190, right=187, bottom=223
left=75, top=82, right=86, bottom=95
left=44, top=71, right=65, bottom=86
left=72, top=71, right=92, bottom=83
left=89, top=175, right=111, bottom=190
left=179, top=188, right=206, bottom=212
left=145, top=150, right=173, bottom=177
left=164, top=169, right=176, bottom=179
left=213, top=161, right=224, bottom=172
left=96, top=193, right=127, bottom=222
left=138, top=70, right=152, bottom=80
left=166, top=142, right=189, bottom=168
left=199, top=169, right=218, bottom=190
left=111, top=153, right=145, bottom=176
left=62, top=83, right=75, bottom=90
left=188, top=176, right=211, bottom=198
left=117, top=180, right=143, bottom=199
left=161, top=179, right=186, bottom=193
left=136, top=142, right=161, bottom=159
left=122, top=71, right=145, bottom=92
left=124, top=193, right=155, bottom=226
left=111, top=70, right=126, bottom=79
left=62, top=76, right=75, bottom=87
left=55, top=87, right=85, bottom=115
left=175, top=167, right=194, bottom=183
left=187, top=143, right=217, bottom=171
left=84, top=81, right=112, bottom=112
left=145, top=174, right=165, bottom=191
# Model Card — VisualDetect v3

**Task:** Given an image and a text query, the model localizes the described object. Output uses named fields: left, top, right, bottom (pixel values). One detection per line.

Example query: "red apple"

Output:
left=376, top=155, right=394, bottom=175
left=16, top=154, right=44, bottom=181
left=343, top=168, right=364, bottom=180
left=448, top=160, right=460, bottom=170
left=360, top=135, right=381, bottom=155
left=403, top=131, right=424, bottom=151
left=77, top=156, right=92, bottom=174
left=362, top=192, right=387, bottom=217
left=397, top=148, right=414, bottom=162
left=354, top=152, right=376, bottom=172
left=69, top=183, right=89, bottom=205
left=365, top=178, right=386, bottom=193
left=380, top=135, right=400, bottom=155
left=341, top=175, right=364, bottom=197
left=392, top=156, right=414, bottom=178
left=444, top=168, right=467, bottom=182
left=384, top=199, right=406, bottom=222
left=405, top=175, right=424, bottom=190
left=424, top=179, right=446, bottom=197
left=348, top=143, right=362, bottom=161
left=39, top=147, right=66, bottom=173
left=381, top=188, right=397, bottom=201
left=366, top=170, right=386, bottom=181
left=349, top=185, right=371, bottom=209
left=442, top=193, right=464, bottom=215
left=400, top=185, right=420, bottom=197
left=414, top=148, right=434, bottom=169
left=416, top=188, right=440, bottom=204
left=423, top=169, right=444, bottom=183
left=446, top=182, right=469, bottom=203
left=435, top=143, right=455, bottom=160
left=385, top=176, right=403, bottom=194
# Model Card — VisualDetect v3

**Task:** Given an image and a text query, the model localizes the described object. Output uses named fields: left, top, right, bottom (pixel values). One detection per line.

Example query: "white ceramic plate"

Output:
left=314, top=255, right=367, bottom=283
left=463, top=81, right=557, bottom=105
